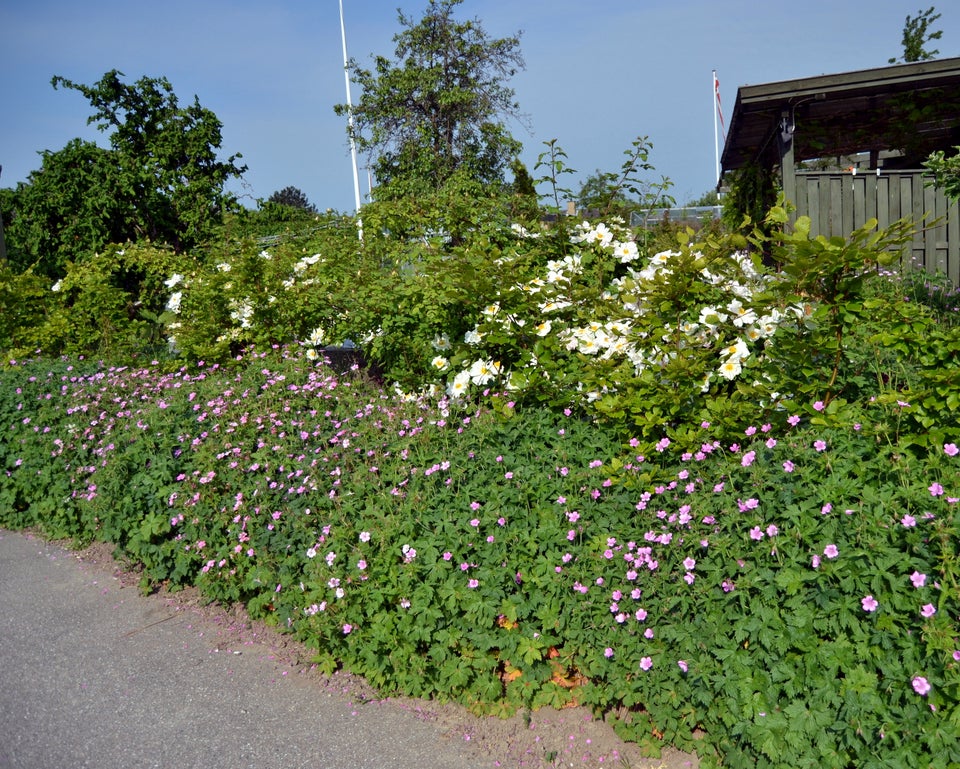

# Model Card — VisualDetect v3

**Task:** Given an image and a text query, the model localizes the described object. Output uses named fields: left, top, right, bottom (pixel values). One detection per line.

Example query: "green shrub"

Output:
left=1, top=348, right=957, bottom=769
left=58, top=183, right=937, bottom=459
left=0, top=265, right=54, bottom=353
left=2, top=243, right=192, bottom=360
left=6, top=160, right=960, bottom=769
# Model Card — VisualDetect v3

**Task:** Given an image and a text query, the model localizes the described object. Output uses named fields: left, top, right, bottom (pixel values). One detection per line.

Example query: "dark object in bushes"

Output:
left=323, top=344, right=382, bottom=381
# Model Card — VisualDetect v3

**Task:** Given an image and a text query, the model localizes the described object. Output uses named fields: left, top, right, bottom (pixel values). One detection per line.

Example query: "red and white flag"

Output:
left=713, top=70, right=726, bottom=185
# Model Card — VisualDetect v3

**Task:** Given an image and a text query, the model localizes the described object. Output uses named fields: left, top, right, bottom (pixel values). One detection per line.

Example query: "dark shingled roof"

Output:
left=720, top=57, right=960, bottom=175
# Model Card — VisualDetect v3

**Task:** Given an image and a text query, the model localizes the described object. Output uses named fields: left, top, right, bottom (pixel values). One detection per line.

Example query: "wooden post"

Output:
left=0, top=166, right=7, bottom=265
left=779, top=115, right=797, bottom=218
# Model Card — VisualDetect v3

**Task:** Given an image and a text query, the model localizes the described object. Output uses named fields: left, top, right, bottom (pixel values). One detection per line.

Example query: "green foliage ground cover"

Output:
left=1, top=343, right=958, bottom=769
left=3, top=176, right=960, bottom=766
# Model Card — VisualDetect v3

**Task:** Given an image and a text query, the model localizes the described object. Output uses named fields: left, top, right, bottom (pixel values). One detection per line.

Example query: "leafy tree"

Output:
left=889, top=6, right=942, bottom=63
left=3, top=139, right=129, bottom=277
left=924, top=145, right=960, bottom=199
left=573, top=137, right=674, bottom=220
left=3, top=70, right=246, bottom=278
left=686, top=189, right=721, bottom=207
left=576, top=171, right=632, bottom=216
left=268, top=186, right=317, bottom=212
left=216, top=199, right=329, bottom=244
left=507, top=159, right=540, bottom=223
left=336, top=0, right=525, bottom=199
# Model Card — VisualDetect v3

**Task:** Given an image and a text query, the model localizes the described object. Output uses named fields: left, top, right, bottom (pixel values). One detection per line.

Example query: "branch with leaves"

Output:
left=889, top=6, right=942, bottom=64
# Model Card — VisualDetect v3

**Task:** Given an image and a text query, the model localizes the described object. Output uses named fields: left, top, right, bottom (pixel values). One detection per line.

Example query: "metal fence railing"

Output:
left=630, top=206, right=723, bottom=228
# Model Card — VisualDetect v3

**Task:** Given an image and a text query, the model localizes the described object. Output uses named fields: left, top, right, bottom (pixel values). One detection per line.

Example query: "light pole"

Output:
left=339, top=0, right=362, bottom=215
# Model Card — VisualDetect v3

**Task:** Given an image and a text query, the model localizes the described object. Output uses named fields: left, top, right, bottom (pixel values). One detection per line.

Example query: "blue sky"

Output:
left=2, top=1, right=956, bottom=212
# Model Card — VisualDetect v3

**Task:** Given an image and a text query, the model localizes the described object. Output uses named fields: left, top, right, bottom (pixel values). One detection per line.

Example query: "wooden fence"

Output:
left=793, top=170, right=960, bottom=284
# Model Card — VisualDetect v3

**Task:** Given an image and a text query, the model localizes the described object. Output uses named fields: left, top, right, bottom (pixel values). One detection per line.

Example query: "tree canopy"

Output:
left=3, top=70, right=246, bottom=278
left=268, top=186, right=318, bottom=212
left=2, top=139, right=129, bottom=277
left=573, top=137, right=674, bottom=220
left=336, top=0, right=526, bottom=199
left=889, top=6, right=942, bottom=63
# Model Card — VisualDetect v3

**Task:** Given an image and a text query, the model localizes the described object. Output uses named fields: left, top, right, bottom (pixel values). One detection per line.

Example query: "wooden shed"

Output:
left=720, top=57, right=960, bottom=282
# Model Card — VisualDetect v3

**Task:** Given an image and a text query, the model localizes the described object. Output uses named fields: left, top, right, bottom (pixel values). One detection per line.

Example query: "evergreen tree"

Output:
left=268, top=186, right=317, bottom=212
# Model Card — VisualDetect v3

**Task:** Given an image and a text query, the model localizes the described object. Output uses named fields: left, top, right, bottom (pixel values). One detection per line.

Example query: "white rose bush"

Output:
left=435, top=218, right=815, bottom=442
left=152, top=201, right=951, bottom=451
left=166, top=214, right=805, bottom=446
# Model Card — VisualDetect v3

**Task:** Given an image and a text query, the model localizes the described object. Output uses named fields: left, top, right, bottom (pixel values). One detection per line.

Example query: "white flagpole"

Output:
left=340, top=0, right=362, bottom=214
left=713, top=70, right=720, bottom=186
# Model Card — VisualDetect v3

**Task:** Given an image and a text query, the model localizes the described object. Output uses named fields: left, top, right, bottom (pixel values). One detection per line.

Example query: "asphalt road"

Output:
left=0, top=530, right=488, bottom=769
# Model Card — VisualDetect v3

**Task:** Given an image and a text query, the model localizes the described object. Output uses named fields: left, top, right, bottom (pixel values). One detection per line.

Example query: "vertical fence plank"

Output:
left=866, top=172, right=878, bottom=227
left=876, top=174, right=890, bottom=231
left=926, top=180, right=946, bottom=275
left=842, top=174, right=855, bottom=235
left=948, top=192, right=960, bottom=284
left=821, top=176, right=835, bottom=236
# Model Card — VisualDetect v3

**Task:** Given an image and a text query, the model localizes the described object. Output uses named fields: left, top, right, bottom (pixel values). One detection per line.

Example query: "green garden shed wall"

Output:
left=720, top=57, right=960, bottom=282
